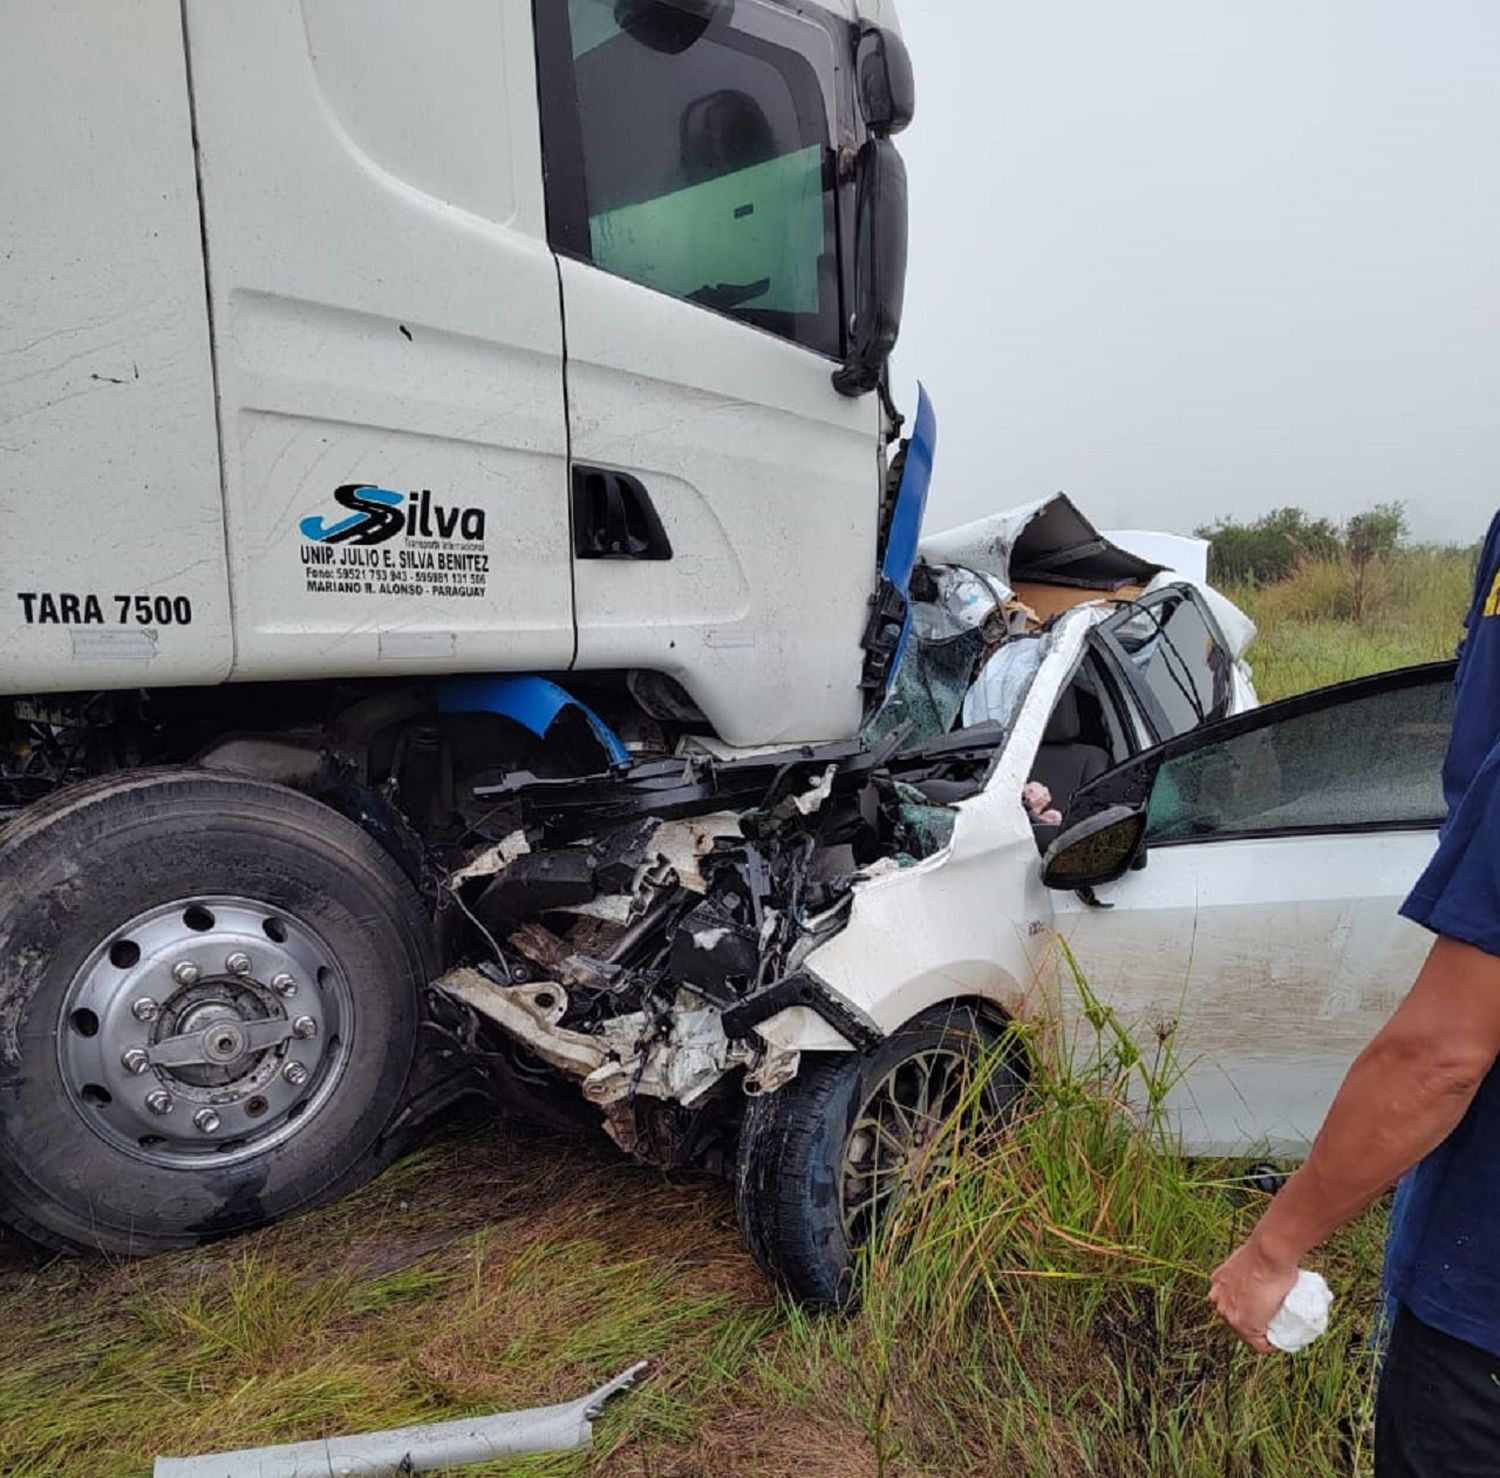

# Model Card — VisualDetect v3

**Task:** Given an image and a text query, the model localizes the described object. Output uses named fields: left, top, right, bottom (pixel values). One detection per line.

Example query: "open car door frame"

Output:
left=1046, top=661, right=1456, bottom=1157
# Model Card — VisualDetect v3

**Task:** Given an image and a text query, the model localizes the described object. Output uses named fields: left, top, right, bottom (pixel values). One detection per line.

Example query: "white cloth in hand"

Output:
left=1266, top=1269, right=1333, bottom=1353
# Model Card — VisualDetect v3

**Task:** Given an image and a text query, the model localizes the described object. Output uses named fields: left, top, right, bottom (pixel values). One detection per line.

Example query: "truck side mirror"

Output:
left=1041, top=805, right=1149, bottom=891
left=833, top=137, right=908, bottom=397
left=856, top=27, right=915, bottom=137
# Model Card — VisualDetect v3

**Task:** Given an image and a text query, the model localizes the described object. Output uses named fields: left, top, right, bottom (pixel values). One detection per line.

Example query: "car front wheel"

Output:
left=735, top=1002, right=1024, bottom=1305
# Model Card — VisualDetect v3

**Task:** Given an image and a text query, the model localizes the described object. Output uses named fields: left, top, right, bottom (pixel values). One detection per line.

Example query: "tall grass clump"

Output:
left=1227, top=547, right=1471, bottom=701
left=837, top=947, right=1386, bottom=1477
left=1196, top=502, right=1474, bottom=700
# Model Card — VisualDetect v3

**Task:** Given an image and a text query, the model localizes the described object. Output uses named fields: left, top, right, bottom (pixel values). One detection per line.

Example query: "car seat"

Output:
left=1029, top=685, right=1112, bottom=851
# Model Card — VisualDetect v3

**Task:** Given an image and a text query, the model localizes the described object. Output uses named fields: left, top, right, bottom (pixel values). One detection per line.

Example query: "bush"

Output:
left=1196, top=503, right=1415, bottom=590
left=1346, top=504, right=1408, bottom=622
left=1345, top=504, right=1407, bottom=567
left=1197, top=508, right=1344, bottom=587
left=1247, top=559, right=1366, bottom=625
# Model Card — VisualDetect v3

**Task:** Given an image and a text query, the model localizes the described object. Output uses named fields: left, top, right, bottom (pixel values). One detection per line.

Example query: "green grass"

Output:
left=0, top=1135, right=787, bottom=1476
left=2, top=548, right=1467, bottom=1476
left=1226, top=547, right=1472, bottom=701
left=0, top=1031, right=1388, bottom=1477
left=842, top=970, right=1389, bottom=1476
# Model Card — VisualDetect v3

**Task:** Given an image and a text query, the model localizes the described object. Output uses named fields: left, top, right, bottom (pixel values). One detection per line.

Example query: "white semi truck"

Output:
left=2, top=0, right=931, bottom=1279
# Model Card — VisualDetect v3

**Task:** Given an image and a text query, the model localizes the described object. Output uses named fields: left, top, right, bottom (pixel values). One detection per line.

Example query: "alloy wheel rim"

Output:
left=839, top=1046, right=970, bottom=1250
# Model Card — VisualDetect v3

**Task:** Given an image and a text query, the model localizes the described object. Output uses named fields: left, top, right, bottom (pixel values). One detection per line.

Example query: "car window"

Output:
left=1075, top=645, right=1137, bottom=766
left=548, top=0, right=845, bottom=357
left=1145, top=666, right=1454, bottom=844
left=1024, top=647, right=1139, bottom=850
left=1104, top=591, right=1233, bottom=740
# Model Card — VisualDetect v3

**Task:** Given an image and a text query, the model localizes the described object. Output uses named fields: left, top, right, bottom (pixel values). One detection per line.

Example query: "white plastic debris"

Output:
left=448, top=829, right=531, bottom=884
left=1266, top=1270, right=1333, bottom=1353
left=793, top=763, right=837, bottom=815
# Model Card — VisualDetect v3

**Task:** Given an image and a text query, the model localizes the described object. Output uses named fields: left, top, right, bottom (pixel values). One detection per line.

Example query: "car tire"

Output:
left=735, top=1002, right=1024, bottom=1306
left=0, top=768, right=435, bottom=1255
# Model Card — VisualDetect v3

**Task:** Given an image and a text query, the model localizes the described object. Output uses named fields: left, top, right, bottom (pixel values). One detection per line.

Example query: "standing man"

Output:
left=1210, top=513, right=1500, bottom=1476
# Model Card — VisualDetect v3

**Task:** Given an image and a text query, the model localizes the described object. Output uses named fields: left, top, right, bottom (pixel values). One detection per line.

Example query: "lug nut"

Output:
left=145, top=1089, right=174, bottom=1115
left=225, top=952, right=252, bottom=976
left=270, top=972, right=297, bottom=997
left=291, top=1015, right=317, bottom=1040
left=121, top=1047, right=150, bottom=1076
left=131, top=996, right=159, bottom=1023
left=172, top=960, right=201, bottom=986
left=192, top=1107, right=221, bottom=1135
left=282, top=1061, right=309, bottom=1087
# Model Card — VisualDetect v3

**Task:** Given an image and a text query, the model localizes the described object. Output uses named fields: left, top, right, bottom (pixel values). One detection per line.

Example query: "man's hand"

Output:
left=1205, top=938, right=1500, bottom=1353
left=1210, top=1237, right=1299, bottom=1353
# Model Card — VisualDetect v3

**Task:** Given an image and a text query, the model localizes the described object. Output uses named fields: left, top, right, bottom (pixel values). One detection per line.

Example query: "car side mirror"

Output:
left=833, top=137, right=908, bottom=397
left=855, top=26, right=915, bottom=137
left=1041, top=805, right=1148, bottom=891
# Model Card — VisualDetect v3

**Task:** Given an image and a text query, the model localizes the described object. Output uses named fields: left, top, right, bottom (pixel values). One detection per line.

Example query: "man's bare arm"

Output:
left=1211, top=935, right=1500, bottom=1351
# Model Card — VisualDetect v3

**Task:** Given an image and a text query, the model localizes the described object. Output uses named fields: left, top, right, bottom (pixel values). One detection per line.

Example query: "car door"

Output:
left=1048, top=663, right=1455, bottom=1156
left=533, top=0, right=882, bottom=747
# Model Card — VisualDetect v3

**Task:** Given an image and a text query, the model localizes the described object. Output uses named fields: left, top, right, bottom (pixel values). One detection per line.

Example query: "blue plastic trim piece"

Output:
left=881, top=384, right=937, bottom=689
left=435, top=675, right=632, bottom=769
left=881, top=383, right=936, bottom=587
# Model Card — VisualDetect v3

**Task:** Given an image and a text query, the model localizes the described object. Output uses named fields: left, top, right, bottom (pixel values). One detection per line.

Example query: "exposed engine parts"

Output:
left=433, top=723, right=1007, bottom=1163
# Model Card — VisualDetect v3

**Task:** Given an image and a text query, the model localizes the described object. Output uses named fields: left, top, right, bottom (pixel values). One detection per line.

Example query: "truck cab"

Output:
left=4, top=0, right=912, bottom=745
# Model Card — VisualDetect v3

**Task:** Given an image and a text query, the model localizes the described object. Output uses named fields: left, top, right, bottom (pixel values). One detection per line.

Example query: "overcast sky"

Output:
left=890, top=1, right=1500, bottom=545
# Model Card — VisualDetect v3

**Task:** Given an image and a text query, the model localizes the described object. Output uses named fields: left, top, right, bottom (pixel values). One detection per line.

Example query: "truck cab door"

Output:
left=186, top=0, right=573, bottom=680
left=1048, top=664, right=1454, bottom=1155
left=535, top=0, right=883, bottom=747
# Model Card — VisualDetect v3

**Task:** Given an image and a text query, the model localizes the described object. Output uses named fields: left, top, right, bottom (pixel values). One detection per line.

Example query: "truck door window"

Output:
left=1103, top=592, right=1233, bottom=741
left=541, top=0, right=846, bottom=357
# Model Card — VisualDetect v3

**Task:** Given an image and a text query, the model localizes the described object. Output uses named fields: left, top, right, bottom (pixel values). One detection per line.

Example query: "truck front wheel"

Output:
left=0, top=769, right=433, bottom=1255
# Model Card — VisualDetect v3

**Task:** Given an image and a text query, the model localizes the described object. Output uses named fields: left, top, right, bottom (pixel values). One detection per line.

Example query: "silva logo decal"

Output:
left=299, top=485, right=486, bottom=546
left=299, top=485, right=490, bottom=600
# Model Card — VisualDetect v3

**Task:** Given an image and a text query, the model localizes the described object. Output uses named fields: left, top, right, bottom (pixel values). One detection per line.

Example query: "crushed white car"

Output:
left=430, top=495, right=1290, bottom=1301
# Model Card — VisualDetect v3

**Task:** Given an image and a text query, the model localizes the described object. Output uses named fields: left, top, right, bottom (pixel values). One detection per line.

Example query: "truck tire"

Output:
left=735, top=1003, right=1023, bottom=1306
left=0, top=768, right=434, bottom=1255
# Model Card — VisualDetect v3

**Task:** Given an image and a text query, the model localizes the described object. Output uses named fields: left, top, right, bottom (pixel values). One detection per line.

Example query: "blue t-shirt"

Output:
left=1386, top=509, right=1500, bottom=1357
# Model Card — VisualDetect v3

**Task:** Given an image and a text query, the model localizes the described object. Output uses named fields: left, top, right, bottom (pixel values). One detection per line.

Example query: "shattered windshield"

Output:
left=867, top=562, right=1045, bottom=753
left=865, top=625, right=985, bottom=747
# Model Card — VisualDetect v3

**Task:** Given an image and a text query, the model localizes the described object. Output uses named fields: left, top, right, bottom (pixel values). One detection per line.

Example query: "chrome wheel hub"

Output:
left=58, top=896, right=352, bottom=1167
